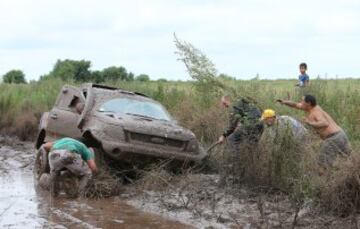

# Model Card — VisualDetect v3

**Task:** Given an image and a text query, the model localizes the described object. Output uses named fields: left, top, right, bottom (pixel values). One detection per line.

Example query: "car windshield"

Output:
left=98, top=98, right=172, bottom=121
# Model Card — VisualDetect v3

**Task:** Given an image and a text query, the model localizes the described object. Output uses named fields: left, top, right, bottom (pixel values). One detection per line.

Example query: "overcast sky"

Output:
left=0, top=0, right=359, bottom=81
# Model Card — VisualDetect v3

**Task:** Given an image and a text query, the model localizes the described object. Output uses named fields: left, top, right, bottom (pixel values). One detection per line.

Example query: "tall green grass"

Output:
left=1, top=78, right=360, bottom=212
left=1, top=78, right=360, bottom=143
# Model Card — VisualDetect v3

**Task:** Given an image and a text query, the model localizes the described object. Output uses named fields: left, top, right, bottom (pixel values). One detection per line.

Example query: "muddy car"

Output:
left=35, top=84, right=206, bottom=166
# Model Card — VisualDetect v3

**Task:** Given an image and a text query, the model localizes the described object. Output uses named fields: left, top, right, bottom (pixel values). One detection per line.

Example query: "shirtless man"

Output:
left=277, top=95, right=351, bottom=169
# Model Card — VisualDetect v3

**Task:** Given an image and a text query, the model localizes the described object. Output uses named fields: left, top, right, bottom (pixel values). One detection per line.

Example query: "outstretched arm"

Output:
left=276, top=99, right=303, bottom=110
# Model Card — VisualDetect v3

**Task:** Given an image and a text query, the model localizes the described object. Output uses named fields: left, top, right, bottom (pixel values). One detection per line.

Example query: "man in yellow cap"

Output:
left=261, top=109, right=306, bottom=139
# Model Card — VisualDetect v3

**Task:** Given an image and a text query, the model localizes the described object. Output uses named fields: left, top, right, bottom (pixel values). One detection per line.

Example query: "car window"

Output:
left=55, top=86, right=84, bottom=112
left=99, top=98, right=172, bottom=121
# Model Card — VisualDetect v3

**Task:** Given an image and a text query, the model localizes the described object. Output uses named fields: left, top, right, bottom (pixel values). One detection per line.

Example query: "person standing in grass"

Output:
left=218, top=95, right=264, bottom=148
left=296, top=62, right=310, bottom=87
left=277, top=95, right=351, bottom=171
left=217, top=95, right=264, bottom=183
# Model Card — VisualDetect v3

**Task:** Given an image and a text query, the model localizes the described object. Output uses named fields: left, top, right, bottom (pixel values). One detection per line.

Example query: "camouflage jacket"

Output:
left=223, top=98, right=262, bottom=137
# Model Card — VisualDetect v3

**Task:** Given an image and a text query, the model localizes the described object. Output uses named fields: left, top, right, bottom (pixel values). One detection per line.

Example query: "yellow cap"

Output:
left=261, top=109, right=276, bottom=120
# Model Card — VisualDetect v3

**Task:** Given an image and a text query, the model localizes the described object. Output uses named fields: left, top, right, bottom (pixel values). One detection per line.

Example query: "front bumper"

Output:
left=99, top=139, right=207, bottom=162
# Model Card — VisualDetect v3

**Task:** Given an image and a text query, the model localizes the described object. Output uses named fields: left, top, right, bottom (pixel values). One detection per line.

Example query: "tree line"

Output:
left=1, top=59, right=151, bottom=84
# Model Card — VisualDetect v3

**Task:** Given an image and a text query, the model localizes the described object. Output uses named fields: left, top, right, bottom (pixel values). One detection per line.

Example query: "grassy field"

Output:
left=1, top=78, right=360, bottom=141
left=1, top=78, right=360, bottom=214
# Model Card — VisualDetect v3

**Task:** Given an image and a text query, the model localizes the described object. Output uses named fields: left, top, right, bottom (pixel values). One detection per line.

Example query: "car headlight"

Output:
left=186, top=138, right=199, bottom=153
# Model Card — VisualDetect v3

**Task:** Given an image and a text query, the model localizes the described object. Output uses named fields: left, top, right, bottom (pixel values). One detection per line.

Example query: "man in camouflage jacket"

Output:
left=218, top=95, right=264, bottom=153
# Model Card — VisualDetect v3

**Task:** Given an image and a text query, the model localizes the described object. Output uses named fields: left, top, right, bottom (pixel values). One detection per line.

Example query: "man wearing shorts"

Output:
left=277, top=95, right=351, bottom=171
left=40, top=137, right=98, bottom=197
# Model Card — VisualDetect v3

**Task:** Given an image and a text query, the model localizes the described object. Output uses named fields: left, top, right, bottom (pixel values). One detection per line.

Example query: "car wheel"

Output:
left=61, top=171, right=79, bottom=198
left=34, top=147, right=50, bottom=180
left=93, top=147, right=106, bottom=169
left=35, top=130, right=46, bottom=149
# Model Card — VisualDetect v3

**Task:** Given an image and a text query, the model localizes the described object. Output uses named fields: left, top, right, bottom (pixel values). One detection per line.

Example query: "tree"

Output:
left=39, top=59, right=139, bottom=83
left=2, top=70, right=26, bottom=84
left=90, top=70, right=103, bottom=83
left=174, top=34, right=227, bottom=107
left=174, top=35, right=260, bottom=107
left=219, top=73, right=235, bottom=81
left=46, top=59, right=92, bottom=82
left=157, top=78, right=168, bottom=82
left=135, top=74, right=150, bottom=82
left=128, top=72, right=135, bottom=81
left=101, top=66, right=128, bottom=81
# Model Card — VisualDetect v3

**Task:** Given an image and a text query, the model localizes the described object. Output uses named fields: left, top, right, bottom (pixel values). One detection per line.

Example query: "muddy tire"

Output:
left=34, top=147, right=50, bottom=180
left=93, top=147, right=106, bottom=169
left=61, top=173, right=79, bottom=198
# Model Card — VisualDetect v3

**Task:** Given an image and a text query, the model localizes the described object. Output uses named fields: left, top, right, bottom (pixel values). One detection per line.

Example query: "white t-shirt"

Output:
left=276, top=115, right=306, bottom=137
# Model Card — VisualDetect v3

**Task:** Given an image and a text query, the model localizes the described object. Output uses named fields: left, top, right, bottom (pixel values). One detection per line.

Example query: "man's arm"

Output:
left=86, top=159, right=98, bottom=174
left=277, top=99, right=303, bottom=110
left=42, top=142, right=53, bottom=152
left=85, top=147, right=98, bottom=174
left=224, top=109, right=240, bottom=136
left=218, top=111, right=239, bottom=144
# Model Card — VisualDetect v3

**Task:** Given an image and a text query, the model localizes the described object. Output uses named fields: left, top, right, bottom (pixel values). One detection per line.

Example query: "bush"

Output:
left=2, top=70, right=26, bottom=84
left=319, top=152, right=360, bottom=216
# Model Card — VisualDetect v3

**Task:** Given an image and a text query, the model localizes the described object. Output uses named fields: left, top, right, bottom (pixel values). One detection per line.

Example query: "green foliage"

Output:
left=41, top=59, right=91, bottom=82
left=128, top=72, right=135, bottom=81
left=218, top=73, right=235, bottom=81
left=174, top=35, right=232, bottom=107
left=40, top=59, right=134, bottom=83
left=102, top=66, right=133, bottom=82
left=2, top=70, right=26, bottom=84
left=174, top=35, right=222, bottom=88
left=90, top=70, right=103, bottom=83
left=157, top=78, right=168, bottom=82
left=135, top=74, right=150, bottom=82
left=1, top=78, right=360, bottom=204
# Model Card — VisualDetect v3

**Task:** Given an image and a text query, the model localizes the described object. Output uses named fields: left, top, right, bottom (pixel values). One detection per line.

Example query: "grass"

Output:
left=2, top=78, right=360, bottom=142
left=1, top=78, right=360, bottom=213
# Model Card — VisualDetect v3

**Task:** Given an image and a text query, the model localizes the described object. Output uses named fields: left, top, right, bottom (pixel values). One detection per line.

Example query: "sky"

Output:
left=0, top=0, right=360, bottom=81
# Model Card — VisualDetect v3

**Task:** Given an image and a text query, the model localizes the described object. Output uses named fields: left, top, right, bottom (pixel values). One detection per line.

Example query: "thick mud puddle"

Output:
left=0, top=140, right=191, bottom=229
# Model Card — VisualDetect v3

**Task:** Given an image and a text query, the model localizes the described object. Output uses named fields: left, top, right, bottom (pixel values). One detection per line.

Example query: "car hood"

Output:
left=100, top=114, right=195, bottom=141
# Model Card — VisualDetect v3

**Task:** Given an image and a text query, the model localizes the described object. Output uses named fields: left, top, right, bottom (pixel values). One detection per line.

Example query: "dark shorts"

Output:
left=228, top=124, right=263, bottom=152
left=49, top=150, right=91, bottom=177
left=318, top=130, right=351, bottom=168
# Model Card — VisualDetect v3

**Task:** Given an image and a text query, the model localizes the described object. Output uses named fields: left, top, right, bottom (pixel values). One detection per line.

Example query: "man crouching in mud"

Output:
left=277, top=95, right=351, bottom=173
left=39, top=137, right=98, bottom=197
left=217, top=95, right=264, bottom=183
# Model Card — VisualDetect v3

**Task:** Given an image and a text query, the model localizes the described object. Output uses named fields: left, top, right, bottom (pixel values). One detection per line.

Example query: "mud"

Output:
left=124, top=172, right=360, bottom=228
left=0, top=136, right=191, bottom=229
left=2, top=135, right=360, bottom=228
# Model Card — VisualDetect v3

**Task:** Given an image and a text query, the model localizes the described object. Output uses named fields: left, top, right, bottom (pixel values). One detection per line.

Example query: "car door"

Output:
left=46, top=85, right=86, bottom=140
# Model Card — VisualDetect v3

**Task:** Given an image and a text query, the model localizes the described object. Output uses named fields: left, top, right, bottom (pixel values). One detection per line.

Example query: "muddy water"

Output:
left=0, top=141, right=192, bottom=229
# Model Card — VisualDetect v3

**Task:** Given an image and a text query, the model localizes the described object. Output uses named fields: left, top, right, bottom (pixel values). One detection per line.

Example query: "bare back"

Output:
left=306, top=106, right=341, bottom=139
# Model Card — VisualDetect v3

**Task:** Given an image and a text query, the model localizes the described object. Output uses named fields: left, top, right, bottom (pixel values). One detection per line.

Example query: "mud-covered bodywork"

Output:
left=36, top=84, right=206, bottom=162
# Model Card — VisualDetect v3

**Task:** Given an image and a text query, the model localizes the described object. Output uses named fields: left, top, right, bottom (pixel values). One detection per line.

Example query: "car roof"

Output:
left=80, top=83, right=149, bottom=98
